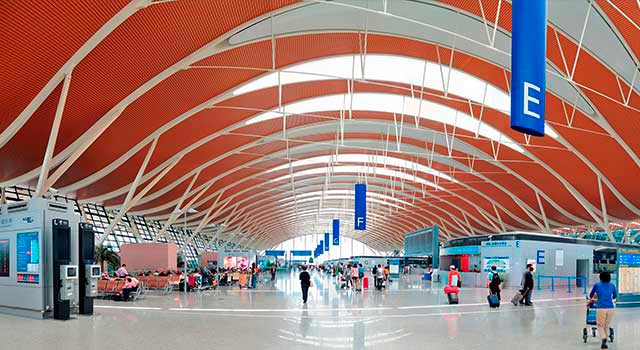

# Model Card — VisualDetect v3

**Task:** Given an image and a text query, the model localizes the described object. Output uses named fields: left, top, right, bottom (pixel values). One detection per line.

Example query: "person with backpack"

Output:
left=372, top=265, right=377, bottom=287
left=589, top=271, right=617, bottom=349
left=488, top=265, right=502, bottom=301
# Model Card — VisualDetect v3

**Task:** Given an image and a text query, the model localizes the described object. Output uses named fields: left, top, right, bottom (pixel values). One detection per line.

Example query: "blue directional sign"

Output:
left=510, top=0, right=547, bottom=136
left=354, top=184, right=366, bottom=230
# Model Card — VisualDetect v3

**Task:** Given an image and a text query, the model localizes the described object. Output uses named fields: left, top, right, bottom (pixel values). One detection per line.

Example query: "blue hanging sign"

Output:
left=510, top=0, right=547, bottom=137
left=318, top=241, right=323, bottom=255
left=332, top=221, right=340, bottom=246
left=354, top=184, right=366, bottom=230
left=324, top=233, right=330, bottom=251
left=265, top=250, right=285, bottom=257
left=291, top=250, right=312, bottom=257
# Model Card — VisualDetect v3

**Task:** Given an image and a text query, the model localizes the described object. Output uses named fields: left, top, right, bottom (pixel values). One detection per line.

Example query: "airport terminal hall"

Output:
left=3, top=0, right=640, bottom=349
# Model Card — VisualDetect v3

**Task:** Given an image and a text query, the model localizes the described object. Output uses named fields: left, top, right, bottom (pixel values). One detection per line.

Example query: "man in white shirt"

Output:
left=115, top=264, right=128, bottom=278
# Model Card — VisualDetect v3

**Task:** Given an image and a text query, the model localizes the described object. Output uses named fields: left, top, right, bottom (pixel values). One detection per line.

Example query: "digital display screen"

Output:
left=92, top=267, right=101, bottom=277
left=618, top=267, right=640, bottom=294
left=67, top=267, right=77, bottom=278
left=17, top=273, right=39, bottom=284
left=54, top=226, right=70, bottom=261
left=16, top=232, right=39, bottom=273
left=0, top=239, right=9, bottom=277
left=619, top=254, right=640, bottom=266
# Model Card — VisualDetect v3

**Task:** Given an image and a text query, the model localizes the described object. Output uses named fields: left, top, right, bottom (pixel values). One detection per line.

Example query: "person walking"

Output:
left=376, top=264, right=385, bottom=290
left=589, top=271, right=617, bottom=349
left=357, top=264, right=365, bottom=291
left=447, top=265, right=461, bottom=288
left=488, top=265, right=501, bottom=301
left=521, top=264, right=534, bottom=306
left=250, top=263, right=258, bottom=289
left=350, top=264, right=359, bottom=291
left=372, top=265, right=379, bottom=288
left=299, top=265, right=311, bottom=304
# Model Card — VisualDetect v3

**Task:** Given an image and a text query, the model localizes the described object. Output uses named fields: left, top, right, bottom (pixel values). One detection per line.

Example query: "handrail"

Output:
left=537, top=275, right=587, bottom=294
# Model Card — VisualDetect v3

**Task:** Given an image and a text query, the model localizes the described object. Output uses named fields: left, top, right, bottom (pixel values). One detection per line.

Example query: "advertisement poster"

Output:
left=0, top=239, right=9, bottom=277
left=238, top=256, right=249, bottom=270
left=224, top=256, right=237, bottom=269
left=555, top=250, right=564, bottom=266
left=483, top=257, right=509, bottom=273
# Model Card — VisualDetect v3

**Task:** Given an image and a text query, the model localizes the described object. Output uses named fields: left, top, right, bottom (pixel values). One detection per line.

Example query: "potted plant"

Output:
left=95, top=246, right=120, bottom=273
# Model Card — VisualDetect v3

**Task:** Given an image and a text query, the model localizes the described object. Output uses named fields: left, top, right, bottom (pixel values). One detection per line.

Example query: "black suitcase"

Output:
left=447, top=292, right=459, bottom=304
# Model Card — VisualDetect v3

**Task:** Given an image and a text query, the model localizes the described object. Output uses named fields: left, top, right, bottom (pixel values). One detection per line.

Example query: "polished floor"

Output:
left=2, top=271, right=639, bottom=349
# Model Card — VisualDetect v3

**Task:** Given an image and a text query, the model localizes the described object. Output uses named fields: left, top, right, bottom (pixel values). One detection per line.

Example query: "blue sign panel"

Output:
left=16, top=232, right=39, bottom=274
left=291, top=250, right=312, bottom=257
left=354, top=184, right=366, bottom=230
left=619, top=254, right=640, bottom=266
left=440, top=245, right=480, bottom=256
left=265, top=250, right=285, bottom=257
left=536, top=249, right=546, bottom=265
left=324, top=233, right=330, bottom=251
left=333, top=228, right=340, bottom=246
left=510, top=0, right=547, bottom=136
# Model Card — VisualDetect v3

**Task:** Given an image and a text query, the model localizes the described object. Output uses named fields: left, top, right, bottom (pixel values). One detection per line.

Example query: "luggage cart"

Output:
left=583, top=302, right=614, bottom=343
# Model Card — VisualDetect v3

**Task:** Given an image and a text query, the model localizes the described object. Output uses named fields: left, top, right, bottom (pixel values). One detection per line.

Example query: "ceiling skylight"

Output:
left=268, top=165, right=441, bottom=189
left=267, top=154, right=456, bottom=182
left=233, top=54, right=510, bottom=113
left=247, top=92, right=529, bottom=152
left=276, top=194, right=406, bottom=210
left=275, top=189, right=413, bottom=207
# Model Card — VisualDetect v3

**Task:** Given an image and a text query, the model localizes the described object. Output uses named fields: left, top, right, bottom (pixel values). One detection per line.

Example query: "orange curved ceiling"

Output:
left=1, top=0, right=639, bottom=250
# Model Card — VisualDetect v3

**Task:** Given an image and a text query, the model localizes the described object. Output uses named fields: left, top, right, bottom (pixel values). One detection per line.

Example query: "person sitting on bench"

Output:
left=121, top=275, right=139, bottom=301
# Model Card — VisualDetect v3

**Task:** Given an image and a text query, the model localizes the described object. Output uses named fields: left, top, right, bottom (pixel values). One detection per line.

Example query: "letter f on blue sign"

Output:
left=354, top=184, right=366, bottom=230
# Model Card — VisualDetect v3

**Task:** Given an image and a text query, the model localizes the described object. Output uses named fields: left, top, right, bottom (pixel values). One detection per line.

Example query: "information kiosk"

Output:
left=616, top=247, right=640, bottom=308
left=0, top=198, right=81, bottom=319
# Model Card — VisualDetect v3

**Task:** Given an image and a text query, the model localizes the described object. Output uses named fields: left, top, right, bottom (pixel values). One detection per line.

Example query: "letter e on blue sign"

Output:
left=536, top=250, right=545, bottom=265
left=510, top=0, right=547, bottom=137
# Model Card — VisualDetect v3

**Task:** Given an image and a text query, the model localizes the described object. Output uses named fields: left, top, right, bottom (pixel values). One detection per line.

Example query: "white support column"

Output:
left=535, top=191, right=551, bottom=233
left=98, top=138, right=158, bottom=244
left=45, top=108, right=125, bottom=189
left=35, top=72, right=73, bottom=196
left=597, top=177, right=615, bottom=242
left=193, top=190, right=225, bottom=234
left=154, top=170, right=201, bottom=242
left=127, top=217, right=144, bottom=243
left=98, top=153, right=181, bottom=245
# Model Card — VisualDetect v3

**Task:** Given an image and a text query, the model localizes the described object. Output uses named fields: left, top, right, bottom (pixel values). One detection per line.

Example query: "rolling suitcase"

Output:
left=447, top=292, right=459, bottom=304
left=511, top=291, right=524, bottom=305
left=363, top=276, right=369, bottom=289
left=487, top=294, right=500, bottom=308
